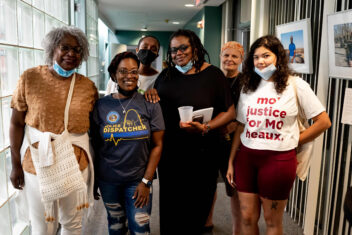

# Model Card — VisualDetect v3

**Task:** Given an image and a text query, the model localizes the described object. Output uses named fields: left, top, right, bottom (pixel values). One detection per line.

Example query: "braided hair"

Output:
left=165, top=29, right=210, bottom=78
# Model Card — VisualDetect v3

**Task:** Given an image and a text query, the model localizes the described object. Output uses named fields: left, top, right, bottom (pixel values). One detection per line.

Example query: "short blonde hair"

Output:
left=220, top=41, right=244, bottom=59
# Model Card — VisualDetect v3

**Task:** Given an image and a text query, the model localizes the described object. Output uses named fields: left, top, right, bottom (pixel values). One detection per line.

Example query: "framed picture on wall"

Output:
left=276, top=19, right=313, bottom=74
left=328, top=10, right=352, bottom=79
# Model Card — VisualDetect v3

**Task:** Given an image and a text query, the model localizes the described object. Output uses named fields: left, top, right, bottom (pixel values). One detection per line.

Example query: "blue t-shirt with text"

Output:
left=90, top=93, right=165, bottom=183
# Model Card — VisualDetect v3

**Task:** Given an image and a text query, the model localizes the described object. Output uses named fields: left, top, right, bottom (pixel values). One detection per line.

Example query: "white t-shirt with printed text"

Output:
left=236, top=76, right=325, bottom=151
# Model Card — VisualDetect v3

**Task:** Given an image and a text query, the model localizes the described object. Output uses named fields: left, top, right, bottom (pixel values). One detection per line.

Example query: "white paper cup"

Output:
left=178, top=106, right=193, bottom=122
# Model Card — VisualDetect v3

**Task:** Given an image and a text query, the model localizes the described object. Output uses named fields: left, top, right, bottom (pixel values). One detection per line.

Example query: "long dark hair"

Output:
left=242, top=35, right=291, bottom=94
left=165, top=29, right=210, bottom=76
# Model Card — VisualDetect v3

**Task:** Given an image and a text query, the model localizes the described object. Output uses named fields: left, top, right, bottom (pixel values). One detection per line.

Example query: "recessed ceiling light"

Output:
left=185, top=4, right=195, bottom=7
left=172, top=21, right=180, bottom=24
left=141, top=28, right=148, bottom=31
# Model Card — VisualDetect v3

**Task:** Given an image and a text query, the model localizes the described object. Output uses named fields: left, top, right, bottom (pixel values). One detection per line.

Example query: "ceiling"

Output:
left=98, top=0, right=226, bottom=32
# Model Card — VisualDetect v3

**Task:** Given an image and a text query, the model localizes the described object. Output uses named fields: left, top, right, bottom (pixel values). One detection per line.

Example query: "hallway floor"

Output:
left=83, top=179, right=304, bottom=235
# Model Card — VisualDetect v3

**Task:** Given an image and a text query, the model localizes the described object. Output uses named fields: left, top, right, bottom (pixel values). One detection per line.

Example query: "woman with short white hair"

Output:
left=205, top=41, right=245, bottom=234
left=10, top=26, right=98, bottom=235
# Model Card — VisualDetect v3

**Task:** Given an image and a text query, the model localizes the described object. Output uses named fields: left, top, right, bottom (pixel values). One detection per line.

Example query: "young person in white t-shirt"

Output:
left=226, top=35, right=331, bottom=235
left=106, top=35, right=160, bottom=95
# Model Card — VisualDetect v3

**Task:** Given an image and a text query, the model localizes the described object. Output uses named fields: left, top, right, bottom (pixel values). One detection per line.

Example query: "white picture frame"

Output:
left=276, top=19, right=313, bottom=74
left=328, top=10, right=352, bottom=79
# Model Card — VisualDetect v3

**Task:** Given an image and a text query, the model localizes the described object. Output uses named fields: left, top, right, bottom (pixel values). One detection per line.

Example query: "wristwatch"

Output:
left=142, top=178, right=152, bottom=187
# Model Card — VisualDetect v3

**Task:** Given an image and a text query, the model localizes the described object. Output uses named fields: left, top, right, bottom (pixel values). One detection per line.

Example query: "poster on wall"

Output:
left=328, top=10, right=352, bottom=79
left=276, top=19, right=313, bottom=74
left=341, top=88, right=352, bottom=125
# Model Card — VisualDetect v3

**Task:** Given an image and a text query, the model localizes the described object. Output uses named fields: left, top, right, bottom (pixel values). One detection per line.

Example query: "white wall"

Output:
left=250, top=0, right=269, bottom=44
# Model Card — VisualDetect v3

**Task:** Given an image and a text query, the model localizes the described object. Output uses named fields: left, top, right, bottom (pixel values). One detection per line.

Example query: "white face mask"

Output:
left=254, top=63, right=277, bottom=80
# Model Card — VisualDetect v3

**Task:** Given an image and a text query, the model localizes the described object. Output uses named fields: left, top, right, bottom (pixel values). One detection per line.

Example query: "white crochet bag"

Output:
left=290, top=76, right=314, bottom=181
left=28, top=74, right=88, bottom=222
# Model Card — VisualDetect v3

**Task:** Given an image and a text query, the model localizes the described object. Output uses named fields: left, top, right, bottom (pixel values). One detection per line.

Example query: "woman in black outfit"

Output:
left=205, top=41, right=245, bottom=234
left=146, top=29, right=235, bottom=235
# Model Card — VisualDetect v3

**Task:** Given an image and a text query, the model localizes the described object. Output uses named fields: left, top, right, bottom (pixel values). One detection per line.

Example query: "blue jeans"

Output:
left=99, top=180, right=152, bottom=235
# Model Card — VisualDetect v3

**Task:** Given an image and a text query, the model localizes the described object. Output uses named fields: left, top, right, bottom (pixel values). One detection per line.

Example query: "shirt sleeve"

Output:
left=149, top=102, right=165, bottom=132
left=232, top=74, right=243, bottom=108
left=216, top=68, right=234, bottom=112
left=296, top=77, right=325, bottom=119
left=236, top=92, right=246, bottom=124
left=89, top=100, right=103, bottom=157
left=153, top=69, right=167, bottom=90
left=11, top=72, right=28, bottom=112
left=91, top=84, right=99, bottom=108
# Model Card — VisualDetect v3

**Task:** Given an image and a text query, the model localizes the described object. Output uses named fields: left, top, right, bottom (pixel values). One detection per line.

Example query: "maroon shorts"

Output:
left=234, top=144, right=297, bottom=200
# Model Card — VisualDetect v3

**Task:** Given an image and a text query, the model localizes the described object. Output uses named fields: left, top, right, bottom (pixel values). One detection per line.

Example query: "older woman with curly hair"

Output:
left=226, top=35, right=331, bottom=235
left=10, top=26, right=98, bottom=235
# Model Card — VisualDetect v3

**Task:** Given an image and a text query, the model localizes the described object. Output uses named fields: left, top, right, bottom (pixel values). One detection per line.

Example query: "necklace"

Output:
left=116, top=93, right=136, bottom=114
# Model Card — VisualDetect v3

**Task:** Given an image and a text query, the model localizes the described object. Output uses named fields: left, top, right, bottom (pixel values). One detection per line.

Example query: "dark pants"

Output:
left=218, top=134, right=236, bottom=196
left=158, top=133, right=220, bottom=235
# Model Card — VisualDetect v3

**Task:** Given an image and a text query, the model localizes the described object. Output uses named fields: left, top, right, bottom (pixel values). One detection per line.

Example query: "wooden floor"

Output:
left=82, top=180, right=304, bottom=235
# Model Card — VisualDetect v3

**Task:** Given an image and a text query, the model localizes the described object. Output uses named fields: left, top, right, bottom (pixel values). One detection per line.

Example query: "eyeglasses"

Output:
left=118, top=69, right=139, bottom=76
left=170, top=45, right=190, bottom=54
left=59, top=45, right=83, bottom=55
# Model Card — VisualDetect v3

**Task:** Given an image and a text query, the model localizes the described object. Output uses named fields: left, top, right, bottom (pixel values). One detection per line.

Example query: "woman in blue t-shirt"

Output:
left=90, top=52, right=165, bottom=235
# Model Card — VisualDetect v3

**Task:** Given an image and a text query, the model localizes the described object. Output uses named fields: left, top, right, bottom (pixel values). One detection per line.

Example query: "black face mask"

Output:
left=137, top=49, right=158, bottom=65
left=118, top=86, right=138, bottom=97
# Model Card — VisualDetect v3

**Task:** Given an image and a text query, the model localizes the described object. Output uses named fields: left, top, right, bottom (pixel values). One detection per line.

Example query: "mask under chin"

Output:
left=254, top=63, right=277, bottom=80
left=118, top=87, right=138, bottom=97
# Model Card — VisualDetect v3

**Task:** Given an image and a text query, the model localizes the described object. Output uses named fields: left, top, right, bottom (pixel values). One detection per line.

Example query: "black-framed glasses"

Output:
left=170, top=45, right=190, bottom=54
left=59, top=45, right=83, bottom=55
left=118, top=69, right=139, bottom=76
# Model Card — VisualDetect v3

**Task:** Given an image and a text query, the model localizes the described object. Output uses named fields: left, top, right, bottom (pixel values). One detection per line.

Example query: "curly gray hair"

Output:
left=42, top=26, right=89, bottom=66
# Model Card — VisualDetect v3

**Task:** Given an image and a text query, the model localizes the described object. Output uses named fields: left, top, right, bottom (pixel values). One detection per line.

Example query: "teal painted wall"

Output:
left=114, top=6, right=222, bottom=66
left=183, top=9, right=205, bottom=43
left=183, top=6, right=222, bottom=67
left=203, top=6, right=222, bottom=67
left=115, top=30, right=174, bottom=60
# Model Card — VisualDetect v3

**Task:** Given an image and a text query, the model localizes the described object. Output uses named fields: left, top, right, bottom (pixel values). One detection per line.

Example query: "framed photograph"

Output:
left=328, top=10, right=352, bottom=79
left=276, top=19, right=313, bottom=74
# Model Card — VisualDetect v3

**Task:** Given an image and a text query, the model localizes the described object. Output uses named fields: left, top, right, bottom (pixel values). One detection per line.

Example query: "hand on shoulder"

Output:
left=144, top=88, right=160, bottom=103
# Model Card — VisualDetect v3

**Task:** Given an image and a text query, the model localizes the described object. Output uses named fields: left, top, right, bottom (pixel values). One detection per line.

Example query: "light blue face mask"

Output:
left=53, top=61, right=75, bottom=77
left=254, top=63, right=277, bottom=80
left=175, top=60, right=193, bottom=74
